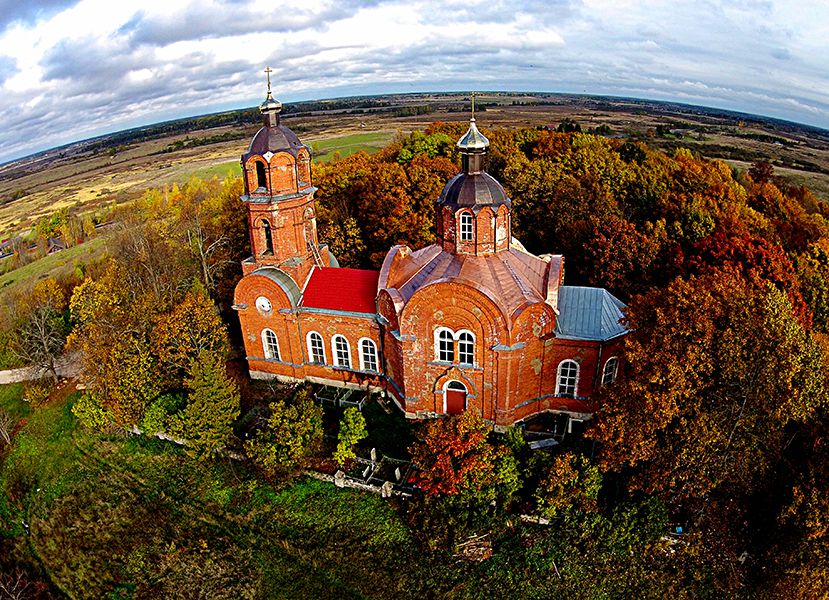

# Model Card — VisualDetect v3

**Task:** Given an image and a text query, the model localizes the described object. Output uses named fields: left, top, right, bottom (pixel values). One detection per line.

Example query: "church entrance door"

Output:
left=445, top=380, right=467, bottom=415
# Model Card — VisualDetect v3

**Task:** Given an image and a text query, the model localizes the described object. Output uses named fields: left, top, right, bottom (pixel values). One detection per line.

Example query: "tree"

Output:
left=409, top=411, right=519, bottom=504
left=591, top=270, right=827, bottom=507
left=152, top=290, right=229, bottom=382
left=334, top=407, right=367, bottom=467
left=535, top=452, right=602, bottom=521
left=169, top=350, right=240, bottom=460
left=245, top=387, right=323, bottom=474
left=9, top=278, right=68, bottom=380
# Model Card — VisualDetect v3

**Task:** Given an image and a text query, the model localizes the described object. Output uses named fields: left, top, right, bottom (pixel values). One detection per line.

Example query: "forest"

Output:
left=1, top=122, right=828, bottom=598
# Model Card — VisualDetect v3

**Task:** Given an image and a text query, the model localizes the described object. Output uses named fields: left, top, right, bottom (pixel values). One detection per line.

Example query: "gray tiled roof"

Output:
left=555, top=286, right=627, bottom=342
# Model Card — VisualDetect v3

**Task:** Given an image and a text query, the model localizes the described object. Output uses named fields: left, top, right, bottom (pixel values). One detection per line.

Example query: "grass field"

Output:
left=189, top=159, right=241, bottom=181
left=0, top=236, right=107, bottom=293
left=310, top=131, right=396, bottom=163
left=0, top=385, right=471, bottom=599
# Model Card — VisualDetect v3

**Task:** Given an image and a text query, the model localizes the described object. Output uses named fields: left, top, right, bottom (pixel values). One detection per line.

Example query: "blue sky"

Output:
left=0, top=0, right=827, bottom=163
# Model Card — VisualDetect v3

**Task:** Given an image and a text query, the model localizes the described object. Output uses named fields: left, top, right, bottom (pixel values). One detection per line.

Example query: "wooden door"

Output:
left=446, top=389, right=466, bottom=415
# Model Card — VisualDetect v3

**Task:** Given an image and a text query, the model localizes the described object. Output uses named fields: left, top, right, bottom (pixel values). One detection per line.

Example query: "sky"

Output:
left=0, top=0, right=827, bottom=163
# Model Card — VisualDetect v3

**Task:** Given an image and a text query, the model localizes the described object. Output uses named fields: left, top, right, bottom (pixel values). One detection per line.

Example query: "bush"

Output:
left=71, top=393, right=111, bottom=431
left=334, top=407, right=367, bottom=467
left=22, top=379, right=50, bottom=408
left=140, top=393, right=186, bottom=436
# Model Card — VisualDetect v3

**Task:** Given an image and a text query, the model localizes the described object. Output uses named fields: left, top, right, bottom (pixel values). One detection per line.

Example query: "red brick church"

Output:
left=233, top=83, right=627, bottom=428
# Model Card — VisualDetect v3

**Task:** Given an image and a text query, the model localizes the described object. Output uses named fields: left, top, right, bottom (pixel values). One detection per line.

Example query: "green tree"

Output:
left=170, top=351, right=240, bottom=460
left=535, top=452, right=602, bottom=522
left=334, top=407, right=368, bottom=467
left=245, top=387, right=323, bottom=474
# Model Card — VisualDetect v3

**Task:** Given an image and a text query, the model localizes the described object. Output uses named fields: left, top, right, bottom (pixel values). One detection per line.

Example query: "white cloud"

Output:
left=0, top=0, right=826, bottom=163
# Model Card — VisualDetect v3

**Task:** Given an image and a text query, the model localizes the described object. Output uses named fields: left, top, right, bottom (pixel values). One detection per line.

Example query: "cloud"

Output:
left=0, top=0, right=80, bottom=30
left=0, top=0, right=828, bottom=164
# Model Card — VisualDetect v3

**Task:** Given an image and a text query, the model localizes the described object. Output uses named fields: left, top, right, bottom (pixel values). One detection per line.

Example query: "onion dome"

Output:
left=457, top=117, right=489, bottom=151
left=438, top=171, right=509, bottom=209
left=437, top=115, right=510, bottom=210
left=259, top=89, right=282, bottom=116
left=243, top=67, right=307, bottom=160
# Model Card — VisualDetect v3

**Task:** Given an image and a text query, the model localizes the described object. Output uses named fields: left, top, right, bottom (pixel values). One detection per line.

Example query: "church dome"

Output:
left=436, top=114, right=510, bottom=212
left=244, top=125, right=306, bottom=159
left=438, top=171, right=510, bottom=210
left=242, top=68, right=308, bottom=161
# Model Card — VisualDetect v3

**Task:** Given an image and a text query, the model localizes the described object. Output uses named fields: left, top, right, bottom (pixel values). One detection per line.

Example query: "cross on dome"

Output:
left=259, top=65, right=282, bottom=116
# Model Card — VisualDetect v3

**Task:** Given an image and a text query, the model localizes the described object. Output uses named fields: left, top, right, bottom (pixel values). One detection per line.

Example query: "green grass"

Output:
left=0, top=235, right=107, bottom=293
left=0, top=388, right=464, bottom=599
left=0, top=383, right=26, bottom=420
left=311, top=132, right=395, bottom=163
left=189, top=160, right=241, bottom=181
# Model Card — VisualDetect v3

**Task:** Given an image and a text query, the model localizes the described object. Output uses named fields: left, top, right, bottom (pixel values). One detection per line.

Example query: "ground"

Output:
left=2, top=92, right=828, bottom=237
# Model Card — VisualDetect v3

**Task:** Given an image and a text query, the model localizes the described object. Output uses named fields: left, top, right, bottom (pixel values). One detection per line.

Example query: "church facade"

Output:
left=233, top=85, right=627, bottom=428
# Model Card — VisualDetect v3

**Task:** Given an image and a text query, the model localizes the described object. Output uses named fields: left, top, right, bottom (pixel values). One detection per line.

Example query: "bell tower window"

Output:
left=459, top=212, right=473, bottom=241
left=262, top=219, right=274, bottom=255
left=255, top=161, right=267, bottom=191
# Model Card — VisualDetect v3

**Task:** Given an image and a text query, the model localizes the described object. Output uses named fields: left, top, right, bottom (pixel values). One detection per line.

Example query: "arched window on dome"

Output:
left=262, top=329, right=280, bottom=361
left=359, top=338, right=379, bottom=372
left=459, top=212, right=474, bottom=242
left=255, top=161, right=267, bottom=191
left=297, top=152, right=311, bottom=187
left=435, top=328, right=455, bottom=363
left=556, top=359, right=579, bottom=398
left=332, top=335, right=351, bottom=369
left=262, top=219, right=274, bottom=255
left=457, top=330, right=475, bottom=366
left=307, top=331, right=325, bottom=364
left=602, top=356, right=619, bottom=386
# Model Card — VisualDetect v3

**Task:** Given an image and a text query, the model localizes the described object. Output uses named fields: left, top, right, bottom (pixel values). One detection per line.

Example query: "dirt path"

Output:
left=0, top=354, right=81, bottom=384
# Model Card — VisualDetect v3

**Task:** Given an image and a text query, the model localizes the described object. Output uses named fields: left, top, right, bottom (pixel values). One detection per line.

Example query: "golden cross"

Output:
left=264, top=66, right=273, bottom=93
left=471, top=92, right=476, bottom=119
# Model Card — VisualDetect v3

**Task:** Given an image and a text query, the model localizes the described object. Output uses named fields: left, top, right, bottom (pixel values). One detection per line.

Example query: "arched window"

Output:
left=602, top=356, right=619, bottom=386
left=457, top=330, right=475, bottom=366
left=459, top=212, right=474, bottom=241
left=307, top=331, right=325, bottom=365
left=332, top=335, right=351, bottom=369
left=359, top=338, right=378, bottom=372
left=297, top=153, right=311, bottom=187
left=255, top=161, right=267, bottom=190
left=435, top=328, right=454, bottom=363
left=556, top=359, right=579, bottom=398
left=262, top=219, right=274, bottom=255
left=262, top=329, right=280, bottom=361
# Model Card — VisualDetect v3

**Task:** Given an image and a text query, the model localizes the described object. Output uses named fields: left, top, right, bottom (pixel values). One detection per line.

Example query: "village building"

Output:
left=233, top=82, right=627, bottom=428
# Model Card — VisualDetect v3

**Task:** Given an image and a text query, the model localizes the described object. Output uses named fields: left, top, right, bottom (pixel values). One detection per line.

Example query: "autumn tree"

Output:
left=409, top=411, right=519, bottom=504
left=69, top=262, right=159, bottom=426
left=591, top=270, right=827, bottom=507
left=334, top=407, right=367, bottom=467
left=9, top=278, right=69, bottom=380
left=535, top=452, right=602, bottom=522
left=169, top=350, right=240, bottom=460
left=245, top=387, right=323, bottom=474
left=152, top=289, right=229, bottom=384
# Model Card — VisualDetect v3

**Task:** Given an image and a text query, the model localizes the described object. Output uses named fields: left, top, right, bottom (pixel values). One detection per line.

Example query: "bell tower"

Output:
left=240, top=67, right=330, bottom=285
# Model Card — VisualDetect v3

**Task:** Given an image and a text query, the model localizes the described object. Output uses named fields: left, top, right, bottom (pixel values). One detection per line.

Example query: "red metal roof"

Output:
left=301, top=267, right=379, bottom=314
